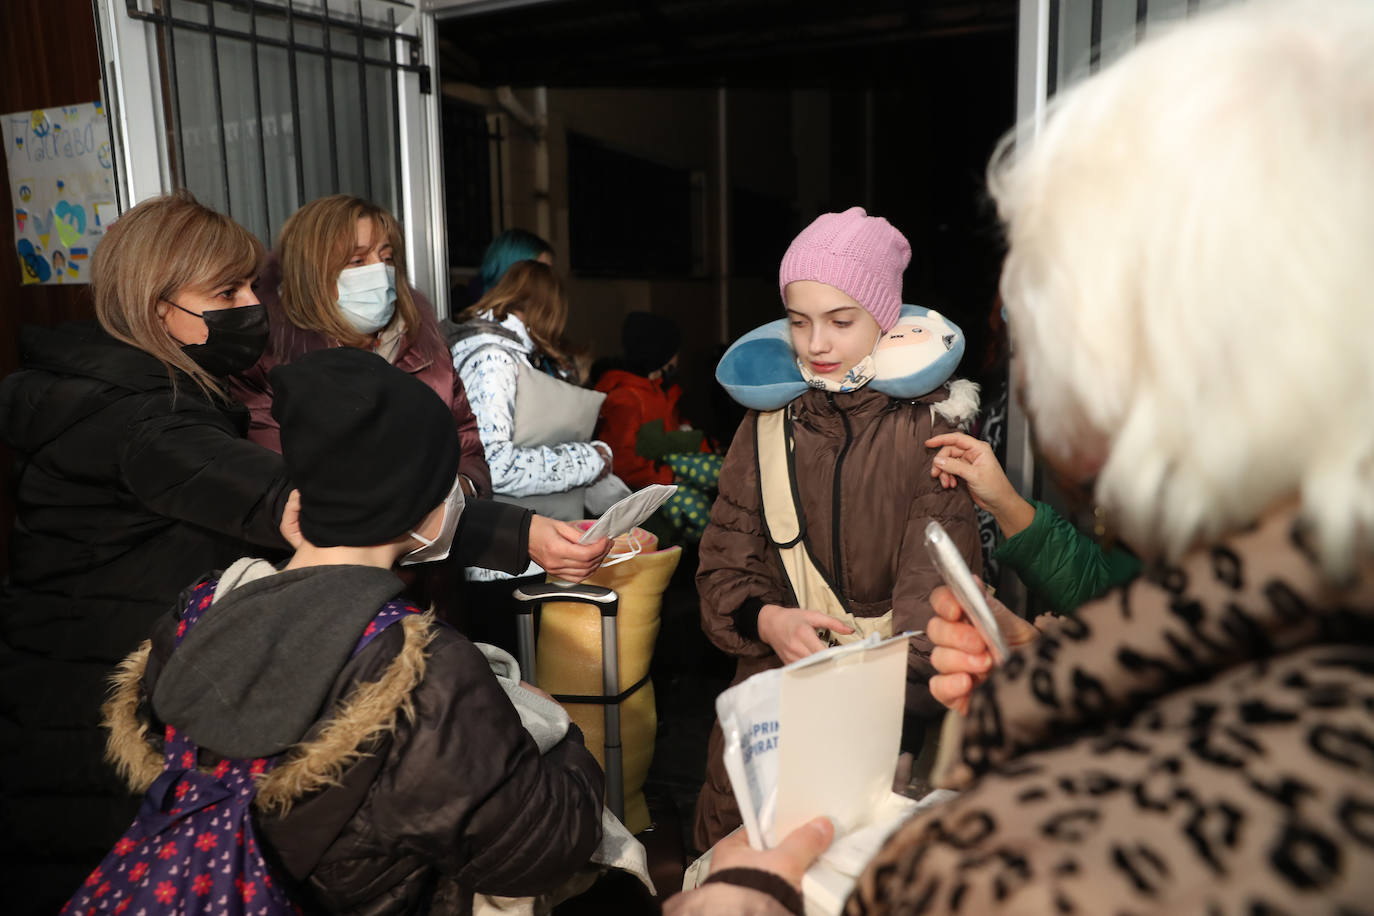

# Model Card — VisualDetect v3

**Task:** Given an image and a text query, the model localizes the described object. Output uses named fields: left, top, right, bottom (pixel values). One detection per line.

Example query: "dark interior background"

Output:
left=436, top=0, right=1017, bottom=439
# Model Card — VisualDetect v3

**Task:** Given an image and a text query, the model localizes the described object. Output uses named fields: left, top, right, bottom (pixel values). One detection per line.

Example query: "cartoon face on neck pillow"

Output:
left=716, top=304, right=966, bottom=411
left=873, top=311, right=961, bottom=379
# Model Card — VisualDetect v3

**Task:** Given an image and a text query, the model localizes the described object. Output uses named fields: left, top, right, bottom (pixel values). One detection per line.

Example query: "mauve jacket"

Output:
left=693, top=383, right=982, bottom=849
left=229, top=258, right=492, bottom=498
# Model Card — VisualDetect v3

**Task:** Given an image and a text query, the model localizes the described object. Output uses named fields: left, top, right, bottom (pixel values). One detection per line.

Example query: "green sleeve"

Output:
left=635, top=418, right=706, bottom=460
left=993, top=499, right=1142, bottom=614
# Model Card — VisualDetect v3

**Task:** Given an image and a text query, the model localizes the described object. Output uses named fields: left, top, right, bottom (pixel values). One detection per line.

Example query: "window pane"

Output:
left=332, top=55, right=368, bottom=198
left=367, top=63, right=399, bottom=215
left=257, top=42, right=303, bottom=239
left=170, top=27, right=229, bottom=214
left=161, top=0, right=406, bottom=240
left=292, top=47, right=336, bottom=202
left=168, top=0, right=208, bottom=26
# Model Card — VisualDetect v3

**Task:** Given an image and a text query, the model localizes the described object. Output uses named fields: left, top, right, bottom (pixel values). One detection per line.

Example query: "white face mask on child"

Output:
left=796, top=352, right=878, bottom=393
left=400, top=476, right=465, bottom=566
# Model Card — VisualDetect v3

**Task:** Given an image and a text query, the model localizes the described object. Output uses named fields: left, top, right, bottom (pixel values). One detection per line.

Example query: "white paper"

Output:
left=774, top=635, right=910, bottom=842
left=714, top=633, right=913, bottom=847
left=578, top=483, right=676, bottom=543
left=2, top=102, right=116, bottom=286
left=681, top=844, right=714, bottom=892
left=712, top=633, right=949, bottom=916
left=801, top=789, right=957, bottom=916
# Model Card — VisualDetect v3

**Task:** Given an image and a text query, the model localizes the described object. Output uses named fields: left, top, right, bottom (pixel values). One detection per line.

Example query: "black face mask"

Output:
left=659, top=363, right=680, bottom=385
left=175, top=303, right=270, bottom=377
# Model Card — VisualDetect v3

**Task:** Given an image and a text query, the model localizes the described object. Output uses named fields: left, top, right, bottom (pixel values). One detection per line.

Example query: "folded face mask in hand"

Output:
left=579, top=483, right=677, bottom=544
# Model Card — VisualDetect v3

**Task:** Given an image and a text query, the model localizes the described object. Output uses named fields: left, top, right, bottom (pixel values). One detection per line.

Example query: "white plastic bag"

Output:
left=716, top=666, right=783, bottom=849
left=716, top=632, right=903, bottom=849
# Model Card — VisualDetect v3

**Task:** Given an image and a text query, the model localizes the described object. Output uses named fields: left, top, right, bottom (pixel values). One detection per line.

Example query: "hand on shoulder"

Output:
left=925, top=432, right=1035, bottom=537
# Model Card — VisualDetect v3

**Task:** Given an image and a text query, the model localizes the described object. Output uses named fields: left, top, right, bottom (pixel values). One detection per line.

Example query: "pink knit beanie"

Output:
left=778, top=207, right=911, bottom=333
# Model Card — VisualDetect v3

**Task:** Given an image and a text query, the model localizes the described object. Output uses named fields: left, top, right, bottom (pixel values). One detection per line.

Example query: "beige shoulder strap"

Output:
left=756, top=409, right=891, bottom=643
left=756, top=409, right=803, bottom=546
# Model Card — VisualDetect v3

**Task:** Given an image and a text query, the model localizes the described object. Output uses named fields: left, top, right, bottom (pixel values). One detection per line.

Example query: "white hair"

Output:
left=989, top=0, right=1374, bottom=579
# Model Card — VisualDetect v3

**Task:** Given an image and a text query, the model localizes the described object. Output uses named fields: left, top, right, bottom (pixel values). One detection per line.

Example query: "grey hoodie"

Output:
left=108, top=559, right=606, bottom=914
left=152, top=560, right=406, bottom=758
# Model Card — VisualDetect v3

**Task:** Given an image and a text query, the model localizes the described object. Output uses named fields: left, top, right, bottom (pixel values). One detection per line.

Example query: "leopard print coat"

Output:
left=848, top=506, right=1374, bottom=915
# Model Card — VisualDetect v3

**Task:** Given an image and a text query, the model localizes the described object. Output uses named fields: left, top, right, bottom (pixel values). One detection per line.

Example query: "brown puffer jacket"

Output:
left=694, top=382, right=982, bottom=849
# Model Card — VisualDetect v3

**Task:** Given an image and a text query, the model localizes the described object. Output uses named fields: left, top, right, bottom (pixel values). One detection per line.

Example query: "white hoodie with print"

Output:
left=450, top=312, right=607, bottom=500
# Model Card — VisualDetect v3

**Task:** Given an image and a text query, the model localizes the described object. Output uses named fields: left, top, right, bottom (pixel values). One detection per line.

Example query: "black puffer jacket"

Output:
left=0, top=322, right=293, bottom=911
left=1, top=323, right=292, bottom=633
left=106, top=563, right=605, bottom=915
left=0, top=323, right=537, bottom=913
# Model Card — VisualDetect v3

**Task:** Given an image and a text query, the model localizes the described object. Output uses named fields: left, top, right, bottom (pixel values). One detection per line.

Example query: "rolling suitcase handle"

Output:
left=511, top=582, right=625, bottom=822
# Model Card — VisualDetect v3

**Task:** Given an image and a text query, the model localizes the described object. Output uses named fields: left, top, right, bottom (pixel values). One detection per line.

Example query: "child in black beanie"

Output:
left=95, top=348, right=604, bottom=913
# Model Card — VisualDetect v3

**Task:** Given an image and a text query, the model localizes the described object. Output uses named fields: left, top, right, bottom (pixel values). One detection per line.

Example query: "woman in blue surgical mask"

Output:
left=230, top=195, right=612, bottom=620
left=230, top=194, right=493, bottom=496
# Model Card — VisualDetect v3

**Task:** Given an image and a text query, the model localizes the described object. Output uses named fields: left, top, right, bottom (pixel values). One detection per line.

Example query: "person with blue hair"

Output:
left=478, top=228, right=554, bottom=297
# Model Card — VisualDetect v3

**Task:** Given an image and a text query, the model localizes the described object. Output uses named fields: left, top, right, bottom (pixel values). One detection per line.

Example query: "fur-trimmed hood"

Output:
left=101, top=563, right=607, bottom=913
left=102, top=561, right=435, bottom=815
left=787, top=378, right=981, bottom=433
left=930, top=378, right=980, bottom=430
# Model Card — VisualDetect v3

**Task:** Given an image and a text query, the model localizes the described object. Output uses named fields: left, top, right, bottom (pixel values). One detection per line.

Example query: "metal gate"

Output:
left=92, top=0, right=450, bottom=315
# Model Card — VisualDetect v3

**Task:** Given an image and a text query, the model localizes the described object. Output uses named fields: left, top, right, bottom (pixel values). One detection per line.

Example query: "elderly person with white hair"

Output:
left=666, top=1, right=1374, bottom=913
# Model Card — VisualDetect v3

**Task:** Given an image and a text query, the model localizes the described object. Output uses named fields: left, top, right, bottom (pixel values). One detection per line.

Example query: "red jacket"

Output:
left=593, top=369, right=685, bottom=489
left=229, top=260, right=492, bottom=498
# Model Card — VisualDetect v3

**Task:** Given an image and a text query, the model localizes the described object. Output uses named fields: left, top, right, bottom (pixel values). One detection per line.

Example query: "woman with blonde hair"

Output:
left=449, top=260, right=613, bottom=641
left=450, top=259, right=610, bottom=505
left=231, top=194, right=492, bottom=495
left=456, top=257, right=575, bottom=377
left=0, top=191, right=294, bottom=912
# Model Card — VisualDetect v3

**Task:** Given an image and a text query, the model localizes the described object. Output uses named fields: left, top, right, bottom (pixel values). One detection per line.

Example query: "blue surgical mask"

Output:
left=336, top=263, right=397, bottom=334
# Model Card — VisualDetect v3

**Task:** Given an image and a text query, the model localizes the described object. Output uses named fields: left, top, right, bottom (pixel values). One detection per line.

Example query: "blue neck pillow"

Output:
left=716, top=304, right=966, bottom=411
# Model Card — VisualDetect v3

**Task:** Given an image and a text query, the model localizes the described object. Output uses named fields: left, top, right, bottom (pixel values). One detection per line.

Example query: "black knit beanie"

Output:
left=622, top=311, right=681, bottom=376
left=269, top=347, right=460, bottom=547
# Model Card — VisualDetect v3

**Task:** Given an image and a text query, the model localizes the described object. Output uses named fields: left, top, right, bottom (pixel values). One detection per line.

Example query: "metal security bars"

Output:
left=123, top=0, right=429, bottom=245
left=1047, top=0, right=1230, bottom=95
left=441, top=98, right=503, bottom=270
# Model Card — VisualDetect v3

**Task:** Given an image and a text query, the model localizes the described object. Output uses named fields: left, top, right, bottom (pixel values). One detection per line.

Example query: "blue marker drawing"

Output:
left=17, top=239, right=53, bottom=283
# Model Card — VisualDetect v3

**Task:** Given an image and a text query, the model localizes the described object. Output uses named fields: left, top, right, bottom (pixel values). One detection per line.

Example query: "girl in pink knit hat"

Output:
left=780, top=205, right=910, bottom=384
left=694, top=207, right=983, bottom=849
